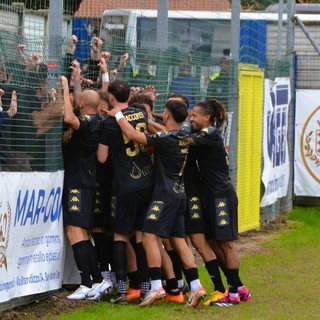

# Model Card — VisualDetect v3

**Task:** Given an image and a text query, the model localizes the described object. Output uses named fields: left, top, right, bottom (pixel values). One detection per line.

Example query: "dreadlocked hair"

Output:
left=197, top=99, right=227, bottom=128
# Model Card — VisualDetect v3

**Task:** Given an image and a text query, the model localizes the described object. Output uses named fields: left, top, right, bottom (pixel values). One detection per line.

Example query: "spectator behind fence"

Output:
left=29, top=63, right=65, bottom=171
left=111, top=52, right=133, bottom=83
left=82, top=37, right=103, bottom=86
left=0, top=88, right=17, bottom=129
left=131, top=55, right=156, bottom=89
left=0, top=88, right=18, bottom=171
left=206, top=49, right=231, bottom=109
left=169, top=63, right=197, bottom=109
left=62, top=35, right=78, bottom=85
left=0, top=61, right=8, bottom=83
left=3, top=59, right=59, bottom=171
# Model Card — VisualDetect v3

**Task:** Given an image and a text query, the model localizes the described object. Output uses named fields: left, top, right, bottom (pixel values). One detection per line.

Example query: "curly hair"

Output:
left=195, top=99, right=227, bottom=128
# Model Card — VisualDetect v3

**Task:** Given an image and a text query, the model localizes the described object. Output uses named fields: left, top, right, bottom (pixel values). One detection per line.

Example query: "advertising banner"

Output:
left=295, top=90, right=320, bottom=196
left=260, top=78, right=290, bottom=207
left=0, top=171, right=65, bottom=303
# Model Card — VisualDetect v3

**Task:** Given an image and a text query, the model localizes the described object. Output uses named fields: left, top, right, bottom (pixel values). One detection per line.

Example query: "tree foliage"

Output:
left=240, top=0, right=320, bottom=11
left=240, top=0, right=270, bottom=10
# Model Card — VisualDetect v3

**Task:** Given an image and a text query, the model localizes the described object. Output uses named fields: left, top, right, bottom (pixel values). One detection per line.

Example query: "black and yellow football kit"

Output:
left=63, top=114, right=100, bottom=229
left=191, top=126, right=238, bottom=240
left=143, top=129, right=189, bottom=238
left=99, top=105, right=154, bottom=234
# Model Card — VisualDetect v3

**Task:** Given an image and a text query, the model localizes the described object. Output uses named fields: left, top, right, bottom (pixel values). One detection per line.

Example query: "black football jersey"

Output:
left=146, top=130, right=189, bottom=200
left=99, top=106, right=153, bottom=195
left=183, top=146, right=202, bottom=196
left=63, top=114, right=100, bottom=188
left=191, top=127, right=234, bottom=197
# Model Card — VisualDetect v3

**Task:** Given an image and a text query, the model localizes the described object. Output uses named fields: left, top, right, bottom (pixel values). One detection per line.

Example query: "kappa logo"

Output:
left=301, top=105, right=320, bottom=183
left=218, top=210, right=227, bottom=216
left=70, top=189, right=80, bottom=194
left=217, top=201, right=226, bottom=208
left=147, top=213, right=157, bottom=221
left=70, top=196, right=79, bottom=202
left=147, top=201, right=163, bottom=220
left=191, top=204, right=200, bottom=210
left=219, top=219, right=228, bottom=226
left=0, top=202, right=11, bottom=271
left=70, top=205, right=80, bottom=211
left=95, top=199, right=101, bottom=205
left=191, top=213, right=200, bottom=219
left=94, top=208, right=101, bottom=213
left=151, top=205, right=160, bottom=212
left=190, top=197, right=199, bottom=201
left=202, top=128, right=209, bottom=134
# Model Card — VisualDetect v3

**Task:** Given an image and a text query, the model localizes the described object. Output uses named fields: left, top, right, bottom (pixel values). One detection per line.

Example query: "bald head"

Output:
left=79, top=90, right=100, bottom=113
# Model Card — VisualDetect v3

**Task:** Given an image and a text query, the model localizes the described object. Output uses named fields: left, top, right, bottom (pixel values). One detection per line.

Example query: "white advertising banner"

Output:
left=0, top=171, right=65, bottom=303
left=295, top=90, right=320, bottom=196
left=260, top=78, right=290, bottom=207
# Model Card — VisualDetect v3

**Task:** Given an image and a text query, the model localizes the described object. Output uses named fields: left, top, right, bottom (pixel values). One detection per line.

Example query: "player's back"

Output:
left=100, top=105, right=154, bottom=195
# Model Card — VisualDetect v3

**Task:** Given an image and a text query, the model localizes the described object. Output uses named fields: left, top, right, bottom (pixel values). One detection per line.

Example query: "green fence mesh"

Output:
left=0, top=0, right=287, bottom=172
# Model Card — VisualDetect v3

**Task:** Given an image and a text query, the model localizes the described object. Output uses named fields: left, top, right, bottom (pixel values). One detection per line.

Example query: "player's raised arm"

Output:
left=61, top=75, right=80, bottom=130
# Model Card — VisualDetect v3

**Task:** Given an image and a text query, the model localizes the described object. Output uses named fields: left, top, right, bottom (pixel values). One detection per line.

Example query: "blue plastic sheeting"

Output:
left=240, top=20, right=267, bottom=68
left=72, top=18, right=93, bottom=65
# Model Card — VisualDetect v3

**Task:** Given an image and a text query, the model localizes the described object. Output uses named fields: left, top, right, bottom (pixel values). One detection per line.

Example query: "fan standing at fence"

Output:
left=0, top=89, right=17, bottom=171
left=0, top=89, right=17, bottom=130
left=206, top=49, right=231, bottom=109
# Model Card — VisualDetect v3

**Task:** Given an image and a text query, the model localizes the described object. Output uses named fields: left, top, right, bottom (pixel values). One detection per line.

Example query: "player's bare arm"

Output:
left=108, top=106, right=148, bottom=145
left=148, top=118, right=165, bottom=133
left=98, top=56, right=109, bottom=91
left=97, top=143, right=109, bottom=164
left=70, top=59, right=81, bottom=106
left=61, top=76, right=80, bottom=130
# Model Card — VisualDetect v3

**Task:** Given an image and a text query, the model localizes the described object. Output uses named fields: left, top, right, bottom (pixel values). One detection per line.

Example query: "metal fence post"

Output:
left=46, top=0, right=64, bottom=171
left=229, top=0, right=240, bottom=188
left=282, top=0, right=295, bottom=212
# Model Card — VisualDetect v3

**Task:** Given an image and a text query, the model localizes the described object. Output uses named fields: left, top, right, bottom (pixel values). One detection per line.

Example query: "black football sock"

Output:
left=166, top=278, right=179, bottom=295
left=87, top=240, right=103, bottom=283
left=224, top=268, right=241, bottom=294
left=205, top=259, right=225, bottom=293
left=127, top=271, right=141, bottom=290
left=135, top=242, right=150, bottom=293
left=113, top=241, right=127, bottom=294
left=91, top=232, right=110, bottom=272
left=184, top=267, right=198, bottom=284
left=72, top=240, right=92, bottom=288
left=167, top=249, right=183, bottom=281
